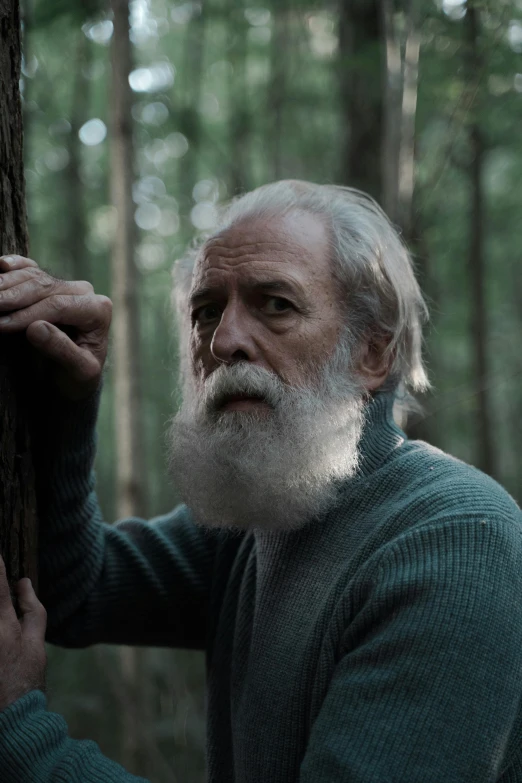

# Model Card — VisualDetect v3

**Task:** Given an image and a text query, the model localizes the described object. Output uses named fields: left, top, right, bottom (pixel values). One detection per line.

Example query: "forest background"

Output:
left=18, top=0, right=522, bottom=780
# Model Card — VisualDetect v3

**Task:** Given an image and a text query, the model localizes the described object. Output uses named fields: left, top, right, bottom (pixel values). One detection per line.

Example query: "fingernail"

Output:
left=32, top=322, right=49, bottom=340
left=0, top=316, right=11, bottom=324
left=2, top=256, right=16, bottom=265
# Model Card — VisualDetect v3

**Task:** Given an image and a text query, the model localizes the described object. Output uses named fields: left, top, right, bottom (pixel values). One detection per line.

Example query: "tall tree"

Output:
left=228, top=0, right=250, bottom=195
left=464, top=0, right=496, bottom=477
left=65, top=28, right=92, bottom=283
left=110, top=0, right=146, bottom=520
left=268, top=0, right=288, bottom=180
left=109, top=0, right=147, bottom=774
left=337, top=0, right=383, bottom=199
left=381, top=0, right=420, bottom=236
left=0, top=0, right=38, bottom=587
left=179, top=0, right=207, bottom=217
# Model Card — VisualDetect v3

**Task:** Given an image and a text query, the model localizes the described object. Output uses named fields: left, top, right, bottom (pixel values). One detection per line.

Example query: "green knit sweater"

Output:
left=1, top=390, right=522, bottom=782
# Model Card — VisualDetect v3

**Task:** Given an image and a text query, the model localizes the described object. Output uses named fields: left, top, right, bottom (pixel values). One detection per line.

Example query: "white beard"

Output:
left=167, top=336, right=366, bottom=533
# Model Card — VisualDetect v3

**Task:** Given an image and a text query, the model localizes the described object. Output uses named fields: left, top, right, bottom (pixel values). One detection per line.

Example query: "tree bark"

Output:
left=0, top=0, right=38, bottom=587
left=338, top=0, right=383, bottom=200
left=465, top=0, right=496, bottom=478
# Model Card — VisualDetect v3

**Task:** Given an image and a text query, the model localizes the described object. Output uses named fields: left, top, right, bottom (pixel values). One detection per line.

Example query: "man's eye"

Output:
left=262, top=296, right=293, bottom=315
left=193, top=304, right=222, bottom=325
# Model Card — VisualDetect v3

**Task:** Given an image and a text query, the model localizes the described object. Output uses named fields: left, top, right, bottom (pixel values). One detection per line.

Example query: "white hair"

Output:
left=172, top=179, right=430, bottom=394
left=167, top=328, right=365, bottom=532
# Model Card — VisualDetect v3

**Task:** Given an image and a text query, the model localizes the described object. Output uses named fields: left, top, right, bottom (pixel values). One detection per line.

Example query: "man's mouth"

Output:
left=218, top=393, right=269, bottom=412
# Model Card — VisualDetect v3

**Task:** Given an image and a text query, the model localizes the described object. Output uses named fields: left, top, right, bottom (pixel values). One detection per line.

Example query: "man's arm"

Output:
left=0, top=569, right=150, bottom=783
left=0, top=691, right=154, bottom=783
left=35, top=389, right=217, bottom=650
left=0, top=254, right=217, bottom=650
left=300, top=515, right=522, bottom=782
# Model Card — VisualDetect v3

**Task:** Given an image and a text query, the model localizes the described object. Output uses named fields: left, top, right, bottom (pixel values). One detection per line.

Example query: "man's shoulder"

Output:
left=383, top=437, right=522, bottom=530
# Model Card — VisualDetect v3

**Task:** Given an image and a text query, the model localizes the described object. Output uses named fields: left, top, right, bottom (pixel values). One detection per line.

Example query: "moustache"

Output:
left=201, top=363, right=287, bottom=413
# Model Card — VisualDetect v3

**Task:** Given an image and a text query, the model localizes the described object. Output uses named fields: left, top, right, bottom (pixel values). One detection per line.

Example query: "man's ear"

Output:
left=357, top=334, right=392, bottom=392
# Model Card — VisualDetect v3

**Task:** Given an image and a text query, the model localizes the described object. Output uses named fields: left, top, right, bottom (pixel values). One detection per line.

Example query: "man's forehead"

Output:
left=193, top=212, right=329, bottom=278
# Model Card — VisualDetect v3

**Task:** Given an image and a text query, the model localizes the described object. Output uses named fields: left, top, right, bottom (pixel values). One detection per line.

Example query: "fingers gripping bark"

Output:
left=0, top=255, right=112, bottom=400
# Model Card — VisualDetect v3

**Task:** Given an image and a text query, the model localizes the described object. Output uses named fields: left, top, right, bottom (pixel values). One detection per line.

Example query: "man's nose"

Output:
left=210, top=305, right=257, bottom=364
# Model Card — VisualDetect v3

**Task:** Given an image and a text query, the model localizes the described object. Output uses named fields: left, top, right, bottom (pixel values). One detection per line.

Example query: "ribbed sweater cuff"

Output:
left=34, top=386, right=102, bottom=511
left=0, top=690, right=67, bottom=783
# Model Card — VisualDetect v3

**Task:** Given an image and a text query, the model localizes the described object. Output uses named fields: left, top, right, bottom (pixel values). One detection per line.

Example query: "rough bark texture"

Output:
left=338, top=0, right=383, bottom=200
left=0, top=0, right=38, bottom=587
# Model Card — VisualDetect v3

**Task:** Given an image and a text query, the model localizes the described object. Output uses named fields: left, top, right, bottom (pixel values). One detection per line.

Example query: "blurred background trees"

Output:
left=19, top=0, right=522, bottom=778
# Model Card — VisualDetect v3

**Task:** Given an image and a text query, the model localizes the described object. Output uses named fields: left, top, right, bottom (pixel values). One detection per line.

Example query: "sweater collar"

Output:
left=355, top=390, right=406, bottom=478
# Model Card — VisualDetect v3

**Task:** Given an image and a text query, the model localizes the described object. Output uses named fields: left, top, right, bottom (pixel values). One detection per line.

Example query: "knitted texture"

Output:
left=1, top=390, right=522, bottom=782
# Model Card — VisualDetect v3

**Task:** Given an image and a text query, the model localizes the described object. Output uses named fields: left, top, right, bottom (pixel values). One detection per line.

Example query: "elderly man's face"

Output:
left=188, top=211, right=343, bottom=410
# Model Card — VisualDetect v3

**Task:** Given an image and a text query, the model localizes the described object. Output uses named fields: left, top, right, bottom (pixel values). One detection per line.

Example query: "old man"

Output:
left=0, top=181, right=521, bottom=782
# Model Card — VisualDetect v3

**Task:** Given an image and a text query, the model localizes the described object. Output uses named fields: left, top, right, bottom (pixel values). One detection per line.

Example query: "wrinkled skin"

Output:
left=0, top=253, right=112, bottom=401
left=189, top=211, right=388, bottom=412
left=0, top=556, right=47, bottom=711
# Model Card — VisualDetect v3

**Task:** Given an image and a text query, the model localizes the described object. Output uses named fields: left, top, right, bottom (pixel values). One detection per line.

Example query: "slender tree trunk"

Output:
left=268, top=0, right=288, bottom=180
left=381, top=0, right=420, bottom=234
left=110, top=0, right=145, bottom=520
left=397, top=6, right=420, bottom=237
left=65, top=29, right=92, bottom=283
left=338, top=0, right=383, bottom=199
left=179, top=0, right=206, bottom=217
left=381, top=0, right=401, bottom=221
left=109, top=0, right=147, bottom=774
left=228, top=0, right=250, bottom=195
left=465, top=0, right=496, bottom=477
left=0, top=0, right=38, bottom=587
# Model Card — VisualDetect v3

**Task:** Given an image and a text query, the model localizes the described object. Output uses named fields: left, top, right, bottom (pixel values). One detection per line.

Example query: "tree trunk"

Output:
left=110, top=0, right=145, bottom=521
left=338, top=0, right=383, bottom=200
left=0, top=0, right=38, bottom=587
left=381, top=0, right=401, bottom=221
left=268, top=0, right=288, bottom=181
left=381, top=0, right=420, bottom=235
left=397, top=5, right=420, bottom=237
left=228, top=0, right=250, bottom=195
left=179, top=0, right=206, bottom=219
left=465, top=0, right=496, bottom=478
left=65, top=28, right=92, bottom=283
left=109, top=0, right=148, bottom=774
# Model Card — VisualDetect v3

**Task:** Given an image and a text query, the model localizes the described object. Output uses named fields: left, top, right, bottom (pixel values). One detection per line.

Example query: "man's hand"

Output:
left=0, top=254, right=112, bottom=401
left=0, top=556, right=47, bottom=713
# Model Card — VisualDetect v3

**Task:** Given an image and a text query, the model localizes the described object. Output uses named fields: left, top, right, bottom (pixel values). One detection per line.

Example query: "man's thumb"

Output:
left=17, top=578, right=47, bottom=643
